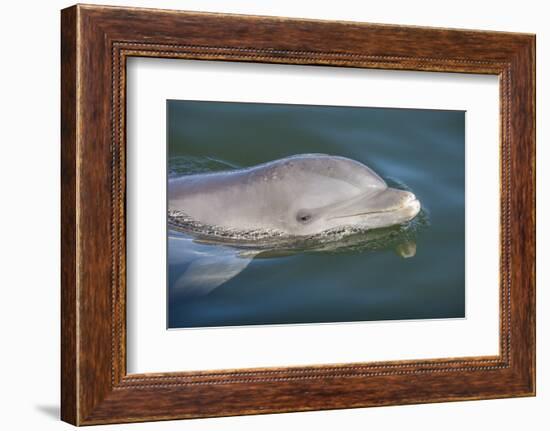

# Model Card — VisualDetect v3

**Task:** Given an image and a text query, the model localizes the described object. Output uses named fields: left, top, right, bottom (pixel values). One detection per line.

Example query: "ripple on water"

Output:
left=167, top=208, right=430, bottom=256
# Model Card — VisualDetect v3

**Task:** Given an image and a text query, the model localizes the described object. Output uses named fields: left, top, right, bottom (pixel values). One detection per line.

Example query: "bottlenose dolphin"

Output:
left=168, top=154, right=420, bottom=236
left=167, top=154, right=422, bottom=297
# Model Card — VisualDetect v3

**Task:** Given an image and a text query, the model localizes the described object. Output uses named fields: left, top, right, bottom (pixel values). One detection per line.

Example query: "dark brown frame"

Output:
left=61, top=4, right=536, bottom=426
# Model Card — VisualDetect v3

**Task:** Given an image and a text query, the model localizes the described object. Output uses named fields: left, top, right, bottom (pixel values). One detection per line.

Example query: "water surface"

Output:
left=167, top=100, right=465, bottom=329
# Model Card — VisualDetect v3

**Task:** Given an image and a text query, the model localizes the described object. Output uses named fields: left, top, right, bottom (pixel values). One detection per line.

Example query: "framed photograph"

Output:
left=61, top=4, right=535, bottom=425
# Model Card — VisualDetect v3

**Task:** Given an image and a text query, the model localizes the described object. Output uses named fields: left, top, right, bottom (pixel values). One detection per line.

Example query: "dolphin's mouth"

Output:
left=329, top=196, right=421, bottom=221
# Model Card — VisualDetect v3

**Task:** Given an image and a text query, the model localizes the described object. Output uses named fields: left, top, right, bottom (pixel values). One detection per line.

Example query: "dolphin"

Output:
left=167, top=154, right=422, bottom=297
left=168, top=154, right=420, bottom=236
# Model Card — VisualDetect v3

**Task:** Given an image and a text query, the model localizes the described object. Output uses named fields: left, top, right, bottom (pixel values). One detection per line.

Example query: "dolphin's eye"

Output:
left=296, top=210, right=313, bottom=224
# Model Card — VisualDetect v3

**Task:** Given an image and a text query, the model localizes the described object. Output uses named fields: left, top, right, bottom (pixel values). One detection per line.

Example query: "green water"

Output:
left=167, top=100, right=465, bottom=328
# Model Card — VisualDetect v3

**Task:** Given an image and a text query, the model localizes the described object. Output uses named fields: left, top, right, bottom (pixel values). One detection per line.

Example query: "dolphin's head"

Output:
left=267, top=155, right=421, bottom=236
left=168, top=154, right=421, bottom=237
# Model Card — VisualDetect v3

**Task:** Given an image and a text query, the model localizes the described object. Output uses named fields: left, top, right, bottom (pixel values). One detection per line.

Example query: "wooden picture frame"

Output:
left=61, top=4, right=535, bottom=425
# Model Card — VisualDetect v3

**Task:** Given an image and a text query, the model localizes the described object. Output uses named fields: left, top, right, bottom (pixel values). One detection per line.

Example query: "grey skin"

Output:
left=168, top=154, right=421, bottom=237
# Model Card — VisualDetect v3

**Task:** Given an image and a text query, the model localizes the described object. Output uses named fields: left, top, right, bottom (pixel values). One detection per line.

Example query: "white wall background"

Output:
left=0, top=0, right=546, bottom=429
